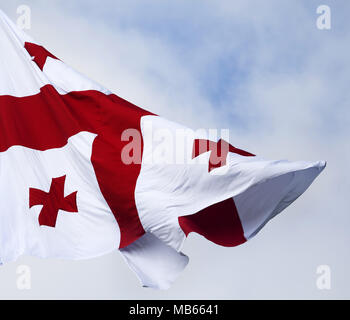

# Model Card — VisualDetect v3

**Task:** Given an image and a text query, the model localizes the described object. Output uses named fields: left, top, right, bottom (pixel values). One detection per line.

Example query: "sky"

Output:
left=0, top=0, right=349, bottom=299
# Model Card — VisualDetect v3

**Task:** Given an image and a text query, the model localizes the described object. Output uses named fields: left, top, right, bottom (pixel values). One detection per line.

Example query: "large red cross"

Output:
left=29, top=175, right=78, bottom=228
left=192, top=138, right=255, bottom=172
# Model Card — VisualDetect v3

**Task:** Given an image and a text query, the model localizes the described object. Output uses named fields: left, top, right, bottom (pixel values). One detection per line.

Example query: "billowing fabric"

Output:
left=0, top=10, right=325, bottom=289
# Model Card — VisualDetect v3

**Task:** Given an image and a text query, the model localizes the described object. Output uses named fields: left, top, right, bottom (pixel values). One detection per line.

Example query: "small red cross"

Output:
left=192, top=138, right=255, bottom=172
left=29, top=175, right=78, bottom=228
left=24, top=42, right=59, bottom=71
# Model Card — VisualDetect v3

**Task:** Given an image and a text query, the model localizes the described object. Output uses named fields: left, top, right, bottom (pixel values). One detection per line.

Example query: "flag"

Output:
left=0, top=10, right=325, bottom=289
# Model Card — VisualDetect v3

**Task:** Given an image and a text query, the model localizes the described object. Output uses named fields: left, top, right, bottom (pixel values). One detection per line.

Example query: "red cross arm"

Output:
left=192, top=138, right=255, bottom=172
left=24, top=42, right=59, bottom=71
left=29, top=188, right=48, bottom=208
left=60, top=191, right=78, bottom=212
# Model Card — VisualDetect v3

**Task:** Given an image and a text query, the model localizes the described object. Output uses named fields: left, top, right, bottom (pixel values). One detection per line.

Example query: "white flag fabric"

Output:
left=0, top=10, right=325, bottom=289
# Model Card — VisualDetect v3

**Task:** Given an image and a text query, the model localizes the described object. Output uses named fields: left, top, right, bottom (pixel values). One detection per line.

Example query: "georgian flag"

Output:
left=0, top=10, right=325, bottom=289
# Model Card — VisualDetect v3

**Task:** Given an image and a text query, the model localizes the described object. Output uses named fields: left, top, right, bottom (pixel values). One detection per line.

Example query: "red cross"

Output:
left=192, top=139, right=255, bottom=172
left=24, top=42, right=59, bottom=71
left=29, top=175, right=78, bottom=228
